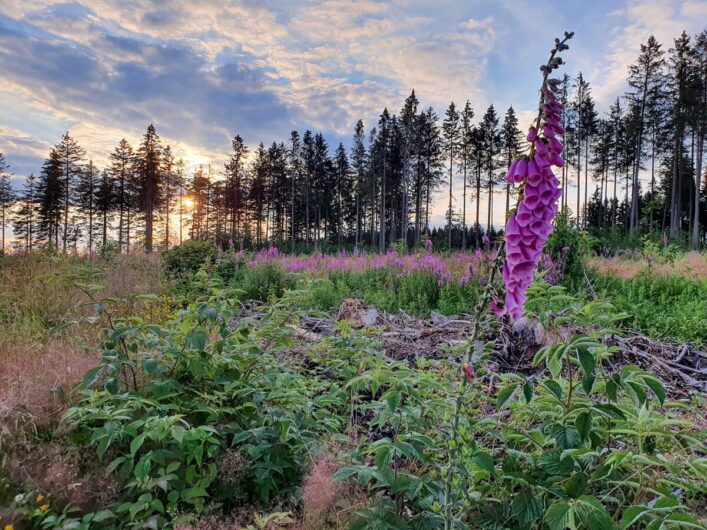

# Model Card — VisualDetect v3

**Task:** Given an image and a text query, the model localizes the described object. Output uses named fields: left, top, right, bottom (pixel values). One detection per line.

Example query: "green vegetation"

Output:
left=0, top=247, right=705, bottom=529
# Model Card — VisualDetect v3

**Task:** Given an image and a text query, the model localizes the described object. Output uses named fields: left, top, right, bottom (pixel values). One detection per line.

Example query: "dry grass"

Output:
left=0, top=252, right=165, bottom=442
left=589, top=252, right=707, bottom=281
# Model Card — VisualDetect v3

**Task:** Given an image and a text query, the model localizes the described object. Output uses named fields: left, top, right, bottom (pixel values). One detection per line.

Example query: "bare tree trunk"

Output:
left=692, top=128, right=703, bottom=249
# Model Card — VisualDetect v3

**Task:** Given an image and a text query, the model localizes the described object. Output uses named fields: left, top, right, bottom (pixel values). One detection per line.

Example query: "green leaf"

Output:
left=552, top=424, right=581, bottom=450
left=187, top=329, right=208, bottom=351
left=606, top=378, right=618, bottom=402
left=544, top=380, right=564, bottom=401
left=130, top=433, right=146, bottom=457
left=578, top=349, right=596, bottom=378
left=582, top=375, right=596, bottom=394
left=473, top=451, right=495, bottom=475
left=575, top=411, right=593, bottom=441
left=91, top=510, right=115, bottom=522
left=593, top=403, right=626, bottom=420
left=621, top=506, right=649, bottom=529
left=626, top=382, right=647, bottom=406
left=564, top=472, right=588, bottom=498
left=181, top=486, right=208, bottom=502
left=653, top=496, right=680, bottom=510
left=538, top=449, right=574, bottom=476
left=83, top=366, right=102, bottom=388
left=332, top=467, right=361, bottom=482
left=545, top=501, right=571, bottom=530
left=523, top=382, right=534, bottom=404
left=512, top=490, right=544, bottom=525
left=104, top=377, right=119, bottom=394
left=663, top=513, right=703, bottom=528
left=496, top=384, right=519, bottom=409
left=142, top=357, right=158, bottom=373
left=576, top=496, right=616, bottom=530
left=642, top=376, right=666, bottom=406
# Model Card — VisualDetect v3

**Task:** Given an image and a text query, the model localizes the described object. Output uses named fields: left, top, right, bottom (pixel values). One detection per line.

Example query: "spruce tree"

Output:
left=442, top=102, right=460, bottom=247
left=54, top=132, right=85, bottom=252
left=501, top=107, right=523, bottom=216
left=351, top=121, right=367, bottom=248
left=95, top=168, right=115, bottom=249
left=626, top=35, right=666, bottom=234
left=12, top=173, right=38, bottom=252
left=37, top=149, right=63, bottom=248
left=109, top=139, right=135, bottom=252
left=0, top=153, right=14, bottom=253
left=76, top=159, right=99, bottom=253
left=135, top=124, right=162, bottom=252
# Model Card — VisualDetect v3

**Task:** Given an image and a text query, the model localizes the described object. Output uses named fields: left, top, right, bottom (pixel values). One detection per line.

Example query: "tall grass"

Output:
left=0, top=253, right=165, bottom=429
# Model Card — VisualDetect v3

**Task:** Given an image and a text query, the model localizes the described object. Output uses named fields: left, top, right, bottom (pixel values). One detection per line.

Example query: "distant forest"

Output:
left=0, top=29, right=705, bottom=254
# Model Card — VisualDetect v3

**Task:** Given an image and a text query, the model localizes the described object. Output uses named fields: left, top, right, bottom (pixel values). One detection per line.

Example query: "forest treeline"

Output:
left=0, top=29, right=705, bottom=254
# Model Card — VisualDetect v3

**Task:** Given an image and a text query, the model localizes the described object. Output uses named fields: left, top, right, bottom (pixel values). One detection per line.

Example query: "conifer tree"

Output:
left=135, top=124, right=162, bottom=252
left=12, top=173, right=37, bottom=252
left=109, top=139, right=135, bottom=252
left=626, top=35, right=666, bottom=234
left=0, top=153, right=14, bottom=253
left=501, top=106, right=523, bottom=216
left=54, top=132, right=85, bottom=251
left=95, top=168, right=115, bottom=249
left=37, top=148, right=63, bottom=248
left=76, top=159, right=98, bottom=253
left=442, top=102, right=460, bottom=247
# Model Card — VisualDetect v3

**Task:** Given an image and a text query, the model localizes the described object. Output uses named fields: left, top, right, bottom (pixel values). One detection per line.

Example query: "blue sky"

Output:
left=1, top=0, right=706, bottom=225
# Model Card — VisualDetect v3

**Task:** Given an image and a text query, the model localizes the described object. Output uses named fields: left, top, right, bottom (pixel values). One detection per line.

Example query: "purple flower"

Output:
left=501, top=81, right=566, bottom=320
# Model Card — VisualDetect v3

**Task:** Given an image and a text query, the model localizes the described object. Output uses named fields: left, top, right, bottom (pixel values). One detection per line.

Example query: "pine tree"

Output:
left=109, top=139, right=135, bottom=252
left=459, top=101, right=475, bottom=248
left=442, top=102, right=460, bottom=247
left=480, top=105, right=500, bottom=232
left=135, top=124, right=162, bottom=252
left=161, top=145, right=175, bottom=249
left=288, top=131, right=302, bottom=249
left=250, top=144, right=268, bottom=245
left=54, top=132, right=85, bottom=252
left=691, top=30, right=707, bottom=249
left=76, top=159, right=99, bottom=253
left=351, top=121, right=367, bottom=248
left=0, top=153, right=14, bottom=253
left=189, top=165, right=210, bottom=240
left=374, top=110, right=391, bottom=251
left=667, top=32, right=699, bottom=237
left=37, top=149, right=63, bottom=248
left=225, top=135, right=248, bottom=241
left=501, top=106, right=523, bottom=216
left=12, top=173, right=38, bottom=252
left=626, top=35, right=667, bottom=234
left=400, top=91, right=419, bottom=248
left=95, top=168, right=115, bottom=249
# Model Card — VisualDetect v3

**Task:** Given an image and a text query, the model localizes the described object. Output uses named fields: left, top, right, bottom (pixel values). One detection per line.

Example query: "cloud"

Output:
left=590, top=0, right=706, bottom=107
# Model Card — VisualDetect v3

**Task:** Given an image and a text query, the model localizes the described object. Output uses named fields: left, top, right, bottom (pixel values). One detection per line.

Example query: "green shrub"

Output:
left=163, top=240, right=214, bottom=278
left=237, top=263, right=297, bottom=300
left=546, top=211, right=595, bottom=287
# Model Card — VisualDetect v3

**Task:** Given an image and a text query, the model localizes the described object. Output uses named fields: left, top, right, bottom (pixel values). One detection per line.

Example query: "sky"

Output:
left=1, top=0, right=706, bottom=229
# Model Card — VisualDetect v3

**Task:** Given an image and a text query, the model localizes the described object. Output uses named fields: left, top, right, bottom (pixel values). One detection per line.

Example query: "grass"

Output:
left=0, top=252, right=165, bottom=434
left=587, top=254, right=707, bottom=344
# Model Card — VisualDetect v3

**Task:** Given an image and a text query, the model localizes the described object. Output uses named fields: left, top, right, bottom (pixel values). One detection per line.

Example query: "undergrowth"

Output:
left=1, top=260, right=704, bottom=529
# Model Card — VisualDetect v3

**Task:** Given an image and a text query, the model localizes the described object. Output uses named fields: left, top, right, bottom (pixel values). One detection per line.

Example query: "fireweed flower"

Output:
left=501, top=63, right=567, bottom=319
